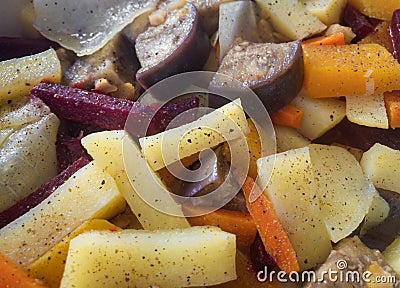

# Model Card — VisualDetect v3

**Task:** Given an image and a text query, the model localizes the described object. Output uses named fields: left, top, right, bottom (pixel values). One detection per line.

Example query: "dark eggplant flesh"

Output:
left=210, top=40, right=304, bottom=113
left=135, top=3, right=211, bottom=90
left=63, top=33, right=139, bottom=99
left=0, top=37, right=59, bottom=61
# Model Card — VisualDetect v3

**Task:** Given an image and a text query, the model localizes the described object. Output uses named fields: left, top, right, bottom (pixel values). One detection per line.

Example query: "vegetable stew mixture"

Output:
left=1, top=0, right=400, bottom=287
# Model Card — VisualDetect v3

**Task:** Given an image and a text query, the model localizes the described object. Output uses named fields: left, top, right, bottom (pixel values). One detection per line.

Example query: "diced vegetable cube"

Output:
left=301, top=0, right=347, bottom=26
left=383, top=237, right=400, bottom=275
left=348, top=0, right=400, bottom=21
left=60, top=226, right=236, bottom=287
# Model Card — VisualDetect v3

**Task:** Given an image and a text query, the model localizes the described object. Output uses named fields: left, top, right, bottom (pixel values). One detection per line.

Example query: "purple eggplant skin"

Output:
left=0, top=37, right=59, bottom=61
left=135, top=4, right=211, bottom=90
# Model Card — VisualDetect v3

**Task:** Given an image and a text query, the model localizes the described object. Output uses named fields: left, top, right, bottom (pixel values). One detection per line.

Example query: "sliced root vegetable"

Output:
left=135, top=3, right=210, bottom=89
left=0, top=252, right=47, bottom=288
left=60, top=227, right=236, bottom=288
left=360, top=143, right=400, bottom=193
left=383, top=237, right=400, bottom=275
left=236, top=171, right=299, bottom=273
left=188, top=209, right=257, bottom=248
left=249, top=233, right=277, bottom=274
left=255, top=0, right=326, bottom=40
left=302, top=44, right=400, bottom=98
left=390, top=9, right=400, bottom=63
left=346, top=93, right=389, bottom=129
left=300, top=0, right=347, bottom=26
left=274, top=124, right=310, bottom=153
left=28, top=219, right=120, bottom=288
left=0, top=37, right=59, bottom=61
left=359, top=193, right=390, bottom=236
left=341, top=3, right=375, bottom=40
left=348, top=0, right=400, bottom=21
left=269, top=104, right=304, bottom=129
left=0, top=157, right=90, bottom=229
left=0, top=48, right=61, bottom=104
left=0, top=161, right=126, bottom=267
left=212, top=40, right=303, bottom=112
left=302, top=32, right=345, bottom=46
left=384, top=90, right=400, bottom=128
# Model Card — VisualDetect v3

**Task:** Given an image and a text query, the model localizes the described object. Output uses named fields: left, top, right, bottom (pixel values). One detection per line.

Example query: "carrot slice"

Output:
left=0, top=252, right=47, bottom=288
left=238, top=172, right=300, bottom=273
left=188, top=209, right=257, bottom=247
left=269, top=104, right=304, bottom=129
left=384, top=90, right=400, bottom=128
left=302, top=32, right=345, bottom=46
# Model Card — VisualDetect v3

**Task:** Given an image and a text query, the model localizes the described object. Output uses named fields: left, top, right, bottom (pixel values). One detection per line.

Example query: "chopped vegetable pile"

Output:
left=0, top=0, right=400, bottom=287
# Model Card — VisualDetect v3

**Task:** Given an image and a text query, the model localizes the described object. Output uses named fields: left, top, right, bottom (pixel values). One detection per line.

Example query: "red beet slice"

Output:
left=0, top=157, right=90, bottom=228
left=390, top=9, right=400, bottom=63
left=342, top=4, right=375, bottom=41
left=0, top=37, right=59, bottom=61
left=249, top=233, right=277, bottom=276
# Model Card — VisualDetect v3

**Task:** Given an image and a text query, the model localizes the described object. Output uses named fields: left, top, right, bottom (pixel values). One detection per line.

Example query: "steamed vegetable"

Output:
left=390, top=9, right=400, bottom=63
left=383, top=237, right=400, bottom=275
left=384, top=90, right=400, bottom=128
left=341, top=3, right=375, bottom=40
left=0, top=37, right=58, bottom=61
left=301, top=0, right=347, bottom=26
left=60, top=227, right=236, bottom=287
left=348, top=0, right=400, bottom=21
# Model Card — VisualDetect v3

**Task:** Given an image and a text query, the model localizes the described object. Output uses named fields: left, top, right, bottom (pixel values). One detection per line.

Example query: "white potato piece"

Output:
left=140, top=98, right=248, bottom=171
left=0, top=112, right=59, bottom=212
left=0, top=161, right=126, bottom=267
left=301, top=0, right=347, bottom=25
left=292, top=91, right=346, bottom=140
left=81, top=130, right=191, bottom=230
left=360, top=143, right=400, bottom=193
left=60, top=226, right=236, bottom=288
left=383, top=237, right=400, bottom=275
left=274, top=124, right=310, bottom=153
left=257, top=147, right=332, bottom=270
left=360, top=193, right=390, bottom=236
left=309, top=144, right=376, bottom=243
left=256, top=0, right=326, bottom=40
left=0, top=48, right=61, bottom=102
left=346, top=93, right=388, bottom=129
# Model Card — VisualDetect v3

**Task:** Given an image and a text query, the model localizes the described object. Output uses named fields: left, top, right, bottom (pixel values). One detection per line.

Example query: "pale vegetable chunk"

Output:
left=82, top=130, right=191, bottom=229
left=301, top=0, right=347, bottom=26
left=257, top=147, right=332, bottom=270
left=28, top=219, right=120, bottom=288
left=346, top=93, right=389, bottom=129
left=139, top=98, right=248, bottom=171
left=0, top=48, right=61, bottom=103
left=309, top=144, right=376, bottom=243
left=360, top=193, right=390, bottom=236
left=256, top=0, right=326, bottom=40
left=0, top=161, right=126, bottom=267
left=291, top=91, right=346, bottom=140
left=274, top=124, right=310, bottom=153
left=383, top=237, right=400, bottom=275
left=60, top=226, right=236, bottom=288
left=360, top=143, right=400, bottom=193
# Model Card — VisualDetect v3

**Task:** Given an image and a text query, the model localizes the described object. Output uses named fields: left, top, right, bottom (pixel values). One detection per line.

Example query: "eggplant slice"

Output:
left=211, top=40, right=304, bottom=112
left=135, top=3, right=211, bottom=90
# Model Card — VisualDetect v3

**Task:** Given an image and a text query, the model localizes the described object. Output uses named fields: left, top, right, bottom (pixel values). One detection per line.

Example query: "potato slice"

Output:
left=257, top=147, right=332, bottom=270
left=139, top=98, right=248, bottom=171
left=359, top=193, right=390, bottom=236
left=301, top=0, right=347, bottom=25
left=291, top=91, right=346, bottom=140
left=0, top=48, right=61, bottom=103
left=346, top=93, right=389, bottom=129
left=274, top=124, right=310, bottom=153
left=309, top=144, right=377, bottom=243
left=60, top=226, right=236, bottom=288
left=0, top=161, right=126, bottom=267
left=256, top=0, right=326, bottom=40
left=28, top=219, right=120, bottom=288
left=81, top=130, right=191, bottom=229
left=383, top=237, right=400, bottom=275
left=360, top=143, right=400, bottom=193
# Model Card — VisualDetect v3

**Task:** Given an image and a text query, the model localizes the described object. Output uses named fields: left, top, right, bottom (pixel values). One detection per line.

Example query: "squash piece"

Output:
left=303, top=44, right=400, bottom=98
left=347, top=0, right=400, bottom=21
left=28, top=219, right=120, bottom=288
left=60, top=226, right=236, bottom=288
left=0, top=161, right=126, bottom=267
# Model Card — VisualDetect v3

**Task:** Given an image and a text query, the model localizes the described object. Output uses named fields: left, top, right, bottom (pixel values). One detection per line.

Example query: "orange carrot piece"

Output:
left=269, top=104, right=304, bottom=129
left=0, top=252, right=48, bottom=288
left=384, top=90, right=400, bottom=128
left=302, top=32, right=345, bottom=46
left=188, top=209, right=257, bottom=247
left=239, top=173, right=300, bottom=273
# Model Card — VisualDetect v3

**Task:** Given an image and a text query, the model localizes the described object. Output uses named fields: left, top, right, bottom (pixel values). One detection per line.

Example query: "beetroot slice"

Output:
left=342, top=4, right=375, bottom=41
left=249, top=233, right=277, bottom=276
left=0, top=37, right=60, bottom=61
left=390, top=9, right=400, bottom=63
left=0, top=157, right=90, bottom=229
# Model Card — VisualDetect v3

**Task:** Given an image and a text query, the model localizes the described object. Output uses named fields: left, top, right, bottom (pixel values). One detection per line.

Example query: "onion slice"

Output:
left=33, top=0, right=157, bottom=56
